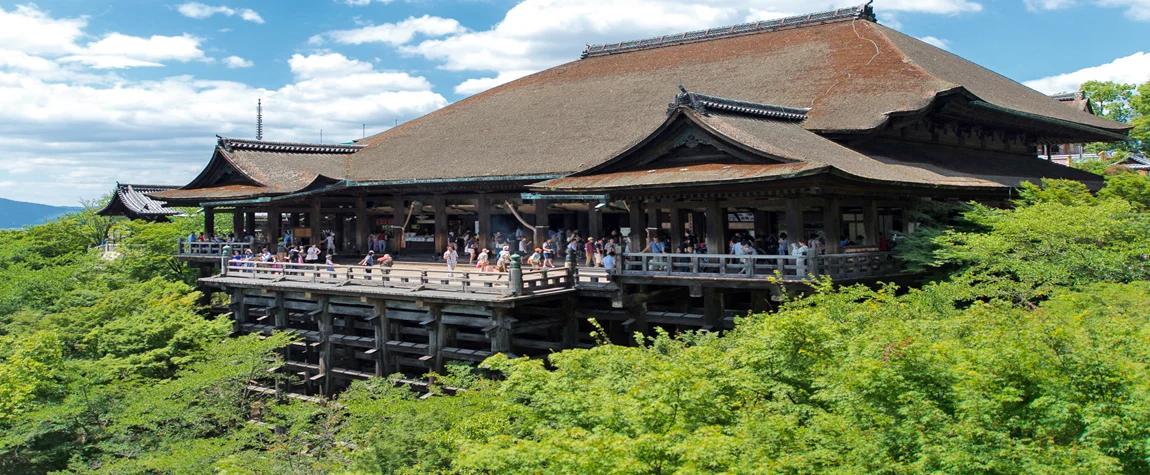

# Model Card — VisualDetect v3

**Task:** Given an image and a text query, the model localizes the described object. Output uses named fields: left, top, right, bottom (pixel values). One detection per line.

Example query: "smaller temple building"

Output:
left=97, top=183, right=182, bottom=221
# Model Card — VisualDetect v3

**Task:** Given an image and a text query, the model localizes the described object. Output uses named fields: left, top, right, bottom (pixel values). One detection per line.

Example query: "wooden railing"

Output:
left=220, top=260, right=578, bottom=297
left=621, top=251, right=901, bottom=281
left=178, top=239, right=235, bottom=256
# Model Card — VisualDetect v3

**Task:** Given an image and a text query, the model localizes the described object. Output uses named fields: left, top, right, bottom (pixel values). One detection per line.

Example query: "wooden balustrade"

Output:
left=621, top=251, right=900, bottom=281
left=178, top=239, right=237, bottom=256
left=220, top=260, right=581, bottom=297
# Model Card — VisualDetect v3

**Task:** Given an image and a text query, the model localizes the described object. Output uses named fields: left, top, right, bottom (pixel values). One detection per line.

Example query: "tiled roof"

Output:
left=98, top=183, right=181, bottom=217
left=669, top=87, right=808, bottom=120
left=218, top=136, right=363, bottom=154
left=581, top=3, right=875, bottom=58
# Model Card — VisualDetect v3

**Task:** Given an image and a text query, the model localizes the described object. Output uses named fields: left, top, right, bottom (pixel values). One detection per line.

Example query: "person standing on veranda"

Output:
left=443, top=245, right=458, bottom=277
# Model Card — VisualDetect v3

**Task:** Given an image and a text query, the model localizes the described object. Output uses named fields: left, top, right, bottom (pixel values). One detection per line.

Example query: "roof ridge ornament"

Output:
left=668, top=87, right=809, bottom=121
left=582, top=2, right=876, bottom=59
left=215, top=136, right=365, bottom=154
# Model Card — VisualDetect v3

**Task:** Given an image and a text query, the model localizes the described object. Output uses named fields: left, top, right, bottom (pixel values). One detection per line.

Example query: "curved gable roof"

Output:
left=348, top=11, right=1126, bottom=184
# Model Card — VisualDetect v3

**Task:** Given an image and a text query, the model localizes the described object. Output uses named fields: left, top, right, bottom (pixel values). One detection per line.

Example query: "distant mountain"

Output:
left=0, top=198, right=81, bottom=229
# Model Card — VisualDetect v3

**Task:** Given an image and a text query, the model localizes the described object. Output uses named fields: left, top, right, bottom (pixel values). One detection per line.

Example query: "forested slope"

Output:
left=2, top=172, right=1150, bottom=474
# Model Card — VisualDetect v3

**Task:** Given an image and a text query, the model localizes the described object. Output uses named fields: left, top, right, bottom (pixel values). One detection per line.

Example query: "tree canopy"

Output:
left=5, top=174, right=1150, bottom=473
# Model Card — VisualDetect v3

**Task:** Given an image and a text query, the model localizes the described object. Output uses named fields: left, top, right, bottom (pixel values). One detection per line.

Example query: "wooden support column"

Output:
left=863, top=200, right=878, bottom=245
left=230, top=289, right=247, bottom=334
left=823, top=199, right=842, bottom=254
left=371, top=300, right=391, bottom=377
left=589, top=204, right=602, bottom=239
left=204, top=207, right=215, bottom=236
left=753, top=209, right=768, bottom=240
left=392, top=196, right=405, bottom=254
left=266, top=208, right=280, bottom=249
left=704, top=202, right=724, bottom=255
left=426, top=304, right=445, bottom=373
left=433, top=196, right=447, bottom=253
left=232, top=208, right=244, bottom=238
left=627, top=199, right=644, bottom=252
left=670, top=208, right=684, bottom=251
left=288, top=212, right=300, bottom=229
left=316, top=296, right=334, bottom=396
left=646, top=200, right=659, bottom=242
left=355, top=198, right=368, bottom=255
left=274, top=292, right=287, bottom=329
left=490, top=307, right=512, bottom=354
left=561, top=297, right=579, bottom=349
left=576, top=209, right=589, bottom=238
left=310, top=201, right=322, bottom=245
left=245, top=211, right=256, bottom=238
left=477, top=194, right=491, bottom=251
left=626, top=290, right=648, bottom=345
left=534, top=199, right=551, bottom=250
left=703, top=287, right=724, bottom=330
left=784, top=199, right=803, bottom=243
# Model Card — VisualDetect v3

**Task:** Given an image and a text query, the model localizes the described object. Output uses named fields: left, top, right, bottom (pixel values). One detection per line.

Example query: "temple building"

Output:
left=148, top=4, right=1131, bottom=394
left=97, top=183, right=182, bottom=221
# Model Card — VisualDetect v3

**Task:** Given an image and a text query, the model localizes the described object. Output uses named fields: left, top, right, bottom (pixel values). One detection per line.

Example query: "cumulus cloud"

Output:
left=0, top=7, right=446, bottom=205
left=309, top=15, right=464, bottom=46
left=177, top=2, right=265, bottom=24
left=223, top=55, right=253, bottom=68
left=390, top=0, right=981, bottom=94
left=919, top=36, right=949, bottom=50
left=1024, top=51, right=1150, bottom=94
left=0, top=5, right=86, bottom=55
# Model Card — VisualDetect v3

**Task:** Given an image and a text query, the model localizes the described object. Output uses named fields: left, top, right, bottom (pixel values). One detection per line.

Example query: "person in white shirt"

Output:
left=325, top=233, right=335, bottom=254
left=305, top=244, right=320, bottom=264
left=443, top=245, right=458, bottom=276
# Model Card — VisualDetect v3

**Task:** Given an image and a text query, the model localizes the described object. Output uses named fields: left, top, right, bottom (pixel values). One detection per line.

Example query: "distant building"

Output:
left=97, top=183, right=182, bottom=221
left=1038, top=92, right=1098, bottom=165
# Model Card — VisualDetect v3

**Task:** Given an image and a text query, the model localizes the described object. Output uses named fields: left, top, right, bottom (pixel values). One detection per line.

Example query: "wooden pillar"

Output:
left=490, top=307, right=512, bottom=354
left=753, top=209, right=768, bottom=240
left=230, top=289, right=247, bottom=334
left=372, top=300, right=391, bottom=377
left=232, top=208, right=244, bottom=238
left=704, top=202, right=723, bottom=255
left=433, top=196, right=448, bottom=253
left=534, top=199, right=550, bottom=249
left=863, top=200, right=878, bottom=245
left=310, top=201, right=322, bottom=245
left=392, top=196, right=406, bottom=254
left=823, top=199, right=842, bottom=254
left=589, top=205, right=602, bottom=239
left=245, top=212, right=256, bottom=238
left=703, top=287, right=724, bottom=330
left=784, top=199, right=803, bottom=243
left=476, top=194, right=491, bottom=251
left=316, top=296, right=333, bottom=396
left=204, top=207, right=215, bottom=237
left=266, top=208, right=280, bottom=249
left=561, top=297, right=579, bottom=349
left=274, top=292, right=287, bottom=329
left=576, top=209, right=589, bottom=238
left=288, top=212, right=300, bottom=229
left=646, top=200, right=659, bottom=242
left=626, top=290, right=648, bottom=344
left=670, top=208, right=684, bottom=251
left=355, top=198, right=368, bottom=255
left=627, top=199, right=644, bottom=252
left=426, top=304, right=445, bottom=373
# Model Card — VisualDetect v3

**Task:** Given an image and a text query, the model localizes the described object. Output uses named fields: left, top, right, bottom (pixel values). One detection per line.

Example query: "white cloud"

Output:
left=309, top=15, right=464, bottom=46
left=1024, top=0, right=1150, bottom=21
left=1023, top=51, right=1150, bottom=94
left=0, top=7, right=446, bottom=206
left=919, top=36, right=949, bottom=50
left=85, top=33, right=207, bottom=62
left=177, top=3, right=265, bottom=24
left=454, top=70, right=534, bottom=95
left=0, top=5, right=86, bottom=55
left=223, top=55, right=253, bottom=68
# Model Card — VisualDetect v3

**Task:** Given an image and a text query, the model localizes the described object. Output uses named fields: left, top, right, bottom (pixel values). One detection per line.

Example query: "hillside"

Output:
left=0, top=197, right=80, bottom=229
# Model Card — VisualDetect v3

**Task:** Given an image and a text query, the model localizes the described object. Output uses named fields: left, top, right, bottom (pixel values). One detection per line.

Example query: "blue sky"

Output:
left=1, top=0, right=1147, bottom=205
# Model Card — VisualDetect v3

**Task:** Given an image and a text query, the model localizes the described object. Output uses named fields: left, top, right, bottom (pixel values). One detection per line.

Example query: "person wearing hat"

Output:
left=359, top=250, right=375, bottom=280
left=528, top=248, right=542, bottom=270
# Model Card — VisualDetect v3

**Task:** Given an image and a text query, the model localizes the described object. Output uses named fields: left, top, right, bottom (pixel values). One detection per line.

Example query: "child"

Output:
left=528, top=248, right=542, bottom=270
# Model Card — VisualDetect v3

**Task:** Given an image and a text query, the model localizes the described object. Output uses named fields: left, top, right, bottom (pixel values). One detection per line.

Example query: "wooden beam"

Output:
left=433, top=196, right=447, bottom=254
left=477, top=193, right=491, bottom=251
left=317, top=296, right=334, bottom=396
left=355, top=197, right=368, bottom=254
left=823, top=198, right=842, bottom=254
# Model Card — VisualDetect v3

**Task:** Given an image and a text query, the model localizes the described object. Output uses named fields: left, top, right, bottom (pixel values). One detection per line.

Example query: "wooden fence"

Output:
left=620, top=251, right=900, bottom=281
